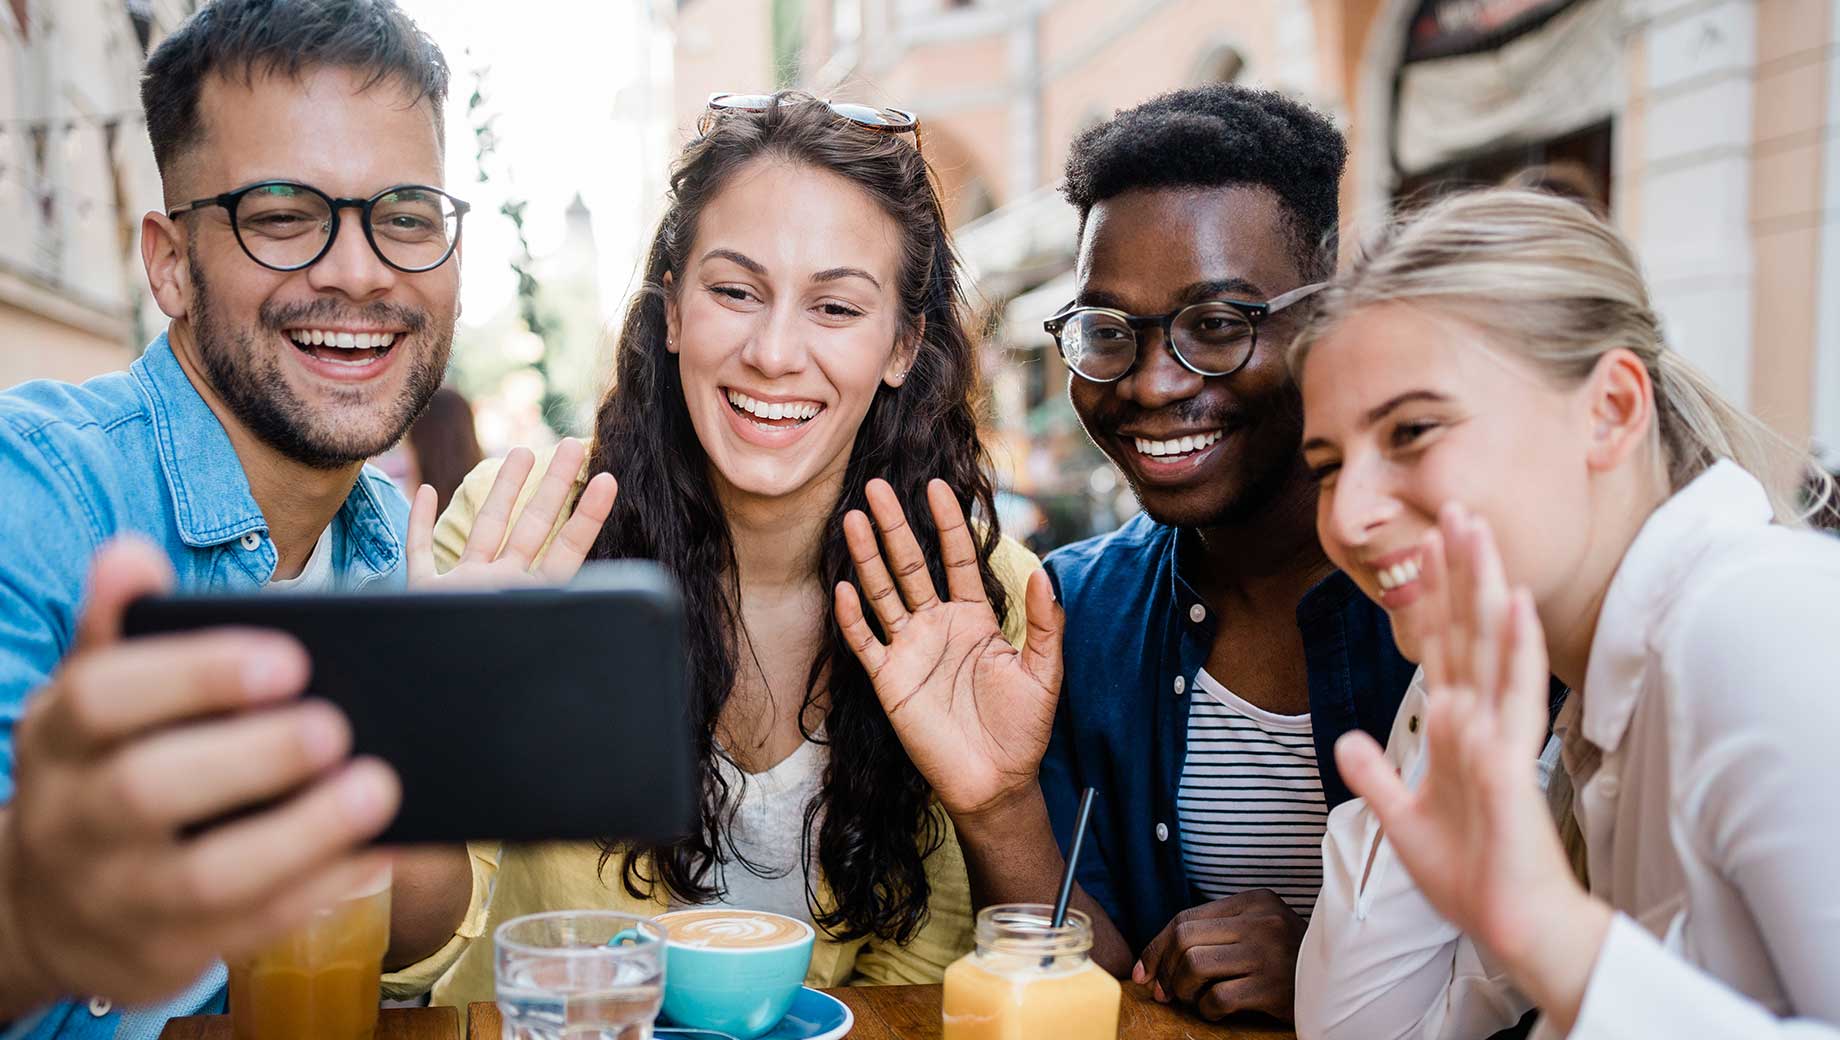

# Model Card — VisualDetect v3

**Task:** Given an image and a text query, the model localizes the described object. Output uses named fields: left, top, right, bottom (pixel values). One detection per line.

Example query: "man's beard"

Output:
left=188, top=249, right=452, bottom=471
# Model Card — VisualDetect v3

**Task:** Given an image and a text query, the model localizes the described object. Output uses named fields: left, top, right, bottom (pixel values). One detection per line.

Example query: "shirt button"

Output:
left=239, top=531, right=263, bottom=551
left=1188, top=603, right=1206, bottom=623
left=88, top=997, right=112, bottom=1017
left=1408, top=715, right=1420, bottom=734
left=1172, top=675, right=1186, bottom=696
left=1155, top=822, right=1169, bottom=842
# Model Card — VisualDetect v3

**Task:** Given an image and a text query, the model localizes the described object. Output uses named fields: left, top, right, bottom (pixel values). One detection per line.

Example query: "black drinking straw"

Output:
left=1051, top=786, right=1097, bottom=930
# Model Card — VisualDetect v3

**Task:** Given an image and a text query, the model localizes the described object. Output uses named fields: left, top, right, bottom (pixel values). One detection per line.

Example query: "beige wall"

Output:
left=1039, top=0, right=1288, bottom=187
left=0, top=306, right=136, bottom=389
left=670, top=0, right=776, bottom=143
left=0, top=0, right=168, bottom=387
left=1338, top=0, right=1838, bottom=455
left=1747, top=0, right=1832, bottom=445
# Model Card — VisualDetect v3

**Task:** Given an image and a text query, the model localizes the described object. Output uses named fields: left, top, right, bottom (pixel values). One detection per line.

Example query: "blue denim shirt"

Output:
left=0, top=333, right=408, bottom=1040
left=1040, top=513, right=1416, bottom=954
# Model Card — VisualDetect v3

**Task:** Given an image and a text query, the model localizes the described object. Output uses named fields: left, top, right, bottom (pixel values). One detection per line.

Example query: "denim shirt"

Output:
left=1039, top=513, right=1416, bottom=954
left=0, top=333, right=408, bottom=1040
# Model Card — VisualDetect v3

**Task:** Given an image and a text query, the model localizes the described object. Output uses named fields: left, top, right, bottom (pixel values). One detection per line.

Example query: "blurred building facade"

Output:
left=668, top=0, right=1840, bottom=543
left=0, top=0, right=180, bottom=389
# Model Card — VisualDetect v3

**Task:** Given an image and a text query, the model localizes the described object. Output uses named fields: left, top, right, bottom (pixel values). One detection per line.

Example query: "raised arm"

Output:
left=833, top=478, right=1135, bottom=975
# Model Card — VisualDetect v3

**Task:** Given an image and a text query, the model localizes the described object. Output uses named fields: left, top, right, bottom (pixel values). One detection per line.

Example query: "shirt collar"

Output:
left=128, top=332, right=406, bottom=581
left=1167, top=524, right=1362, bottom=629
left=1580, top=461, right=1774, bottom=753
left=130, top=333, right=269, bottom=548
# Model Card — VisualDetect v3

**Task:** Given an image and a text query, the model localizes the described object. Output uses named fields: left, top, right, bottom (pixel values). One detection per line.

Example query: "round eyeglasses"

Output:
left=1043, top=282, right=1326, bottom=383
left=698, top=92, right=922, bottom=152
left=167, top=181, right=470, bottom=274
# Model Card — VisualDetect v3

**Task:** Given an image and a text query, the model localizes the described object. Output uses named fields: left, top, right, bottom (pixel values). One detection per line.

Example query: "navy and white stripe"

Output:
left=1176, top=670, right=1327, bottom=918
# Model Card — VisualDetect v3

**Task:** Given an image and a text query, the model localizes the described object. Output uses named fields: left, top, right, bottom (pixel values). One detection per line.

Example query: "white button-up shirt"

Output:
left=1295, top=462, right=1840, bottom=1039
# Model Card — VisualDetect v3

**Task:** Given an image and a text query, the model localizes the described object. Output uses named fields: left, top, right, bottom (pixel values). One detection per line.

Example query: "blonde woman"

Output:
left=1289, top=189, right=1840, bottom=1039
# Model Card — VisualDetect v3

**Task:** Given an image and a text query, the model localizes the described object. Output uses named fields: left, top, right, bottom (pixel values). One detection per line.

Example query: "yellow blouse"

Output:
left=382, top=448, right=1042, bottom=1007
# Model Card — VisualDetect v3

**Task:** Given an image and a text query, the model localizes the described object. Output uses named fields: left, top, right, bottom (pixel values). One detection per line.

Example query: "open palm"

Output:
left=405, top=438, right=618, bottom=589
left=834, top=478, right=1063, bottom=819
left=1335, top=505, right=1579, bottom=965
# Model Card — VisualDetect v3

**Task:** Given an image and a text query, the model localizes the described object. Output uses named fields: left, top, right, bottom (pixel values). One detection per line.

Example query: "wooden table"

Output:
left=161, top=1004, right=460, bottom=1039
left=464, top=984, right=1294, bottom=1039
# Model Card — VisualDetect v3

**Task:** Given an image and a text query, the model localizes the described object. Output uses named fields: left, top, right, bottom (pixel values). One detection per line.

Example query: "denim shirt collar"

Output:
left=1165, top=525, right=1364, bottom=636
left=131, top=334, right=267, bottom=549
left=127, top=333, right=404, bottom=585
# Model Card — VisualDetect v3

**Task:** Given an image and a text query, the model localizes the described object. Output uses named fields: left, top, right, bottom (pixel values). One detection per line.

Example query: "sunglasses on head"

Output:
left=698, top=92, right=922, bottom=153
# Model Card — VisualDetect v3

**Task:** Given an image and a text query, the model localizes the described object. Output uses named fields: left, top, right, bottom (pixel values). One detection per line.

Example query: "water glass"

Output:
left=496, top=910, right=666, bottom=1040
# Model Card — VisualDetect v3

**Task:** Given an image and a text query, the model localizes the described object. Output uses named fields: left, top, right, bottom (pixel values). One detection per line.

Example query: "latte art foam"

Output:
left=657, top=909, right=809, bottom=950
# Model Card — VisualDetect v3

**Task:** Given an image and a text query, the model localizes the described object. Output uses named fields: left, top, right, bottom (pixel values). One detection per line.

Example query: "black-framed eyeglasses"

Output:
left=1043, top=282, right=1326, bottom=383
left=698, top=92, right=923, bottom=153
left=167, top=180, right=470, bottom=274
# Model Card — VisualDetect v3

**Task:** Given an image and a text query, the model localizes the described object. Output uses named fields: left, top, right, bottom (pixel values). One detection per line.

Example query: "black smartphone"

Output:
left=123, top=561, right=695, bottom=845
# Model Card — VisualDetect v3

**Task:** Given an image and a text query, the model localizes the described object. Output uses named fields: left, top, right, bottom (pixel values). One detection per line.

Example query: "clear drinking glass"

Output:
left=496, top=910, right=666, bottom=1040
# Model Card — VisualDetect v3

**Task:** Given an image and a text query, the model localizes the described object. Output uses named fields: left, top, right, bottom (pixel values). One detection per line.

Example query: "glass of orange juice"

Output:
left=227, top=863, right=392, bottom=1040
left=942, top=904, right=1121, bottom=1040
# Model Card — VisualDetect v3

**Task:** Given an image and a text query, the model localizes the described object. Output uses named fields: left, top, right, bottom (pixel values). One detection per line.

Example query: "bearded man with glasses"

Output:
left=0, top=2, right=474, bottom=1035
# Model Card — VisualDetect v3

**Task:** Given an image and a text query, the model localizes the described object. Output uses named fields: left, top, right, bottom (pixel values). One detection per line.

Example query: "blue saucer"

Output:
left=760, top=986, right=853, bottom=1040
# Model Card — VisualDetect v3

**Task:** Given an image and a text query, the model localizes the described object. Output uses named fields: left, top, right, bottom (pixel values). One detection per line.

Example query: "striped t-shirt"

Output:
left=1175, top=669, right=1327, bottom=918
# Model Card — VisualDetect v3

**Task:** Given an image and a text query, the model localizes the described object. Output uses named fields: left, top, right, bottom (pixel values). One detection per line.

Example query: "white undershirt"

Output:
left=266, top=525, right=334, bottom=592
left=687, top=736, right=829, bottom=925
left=1176, top=668, right=1327, bottom=918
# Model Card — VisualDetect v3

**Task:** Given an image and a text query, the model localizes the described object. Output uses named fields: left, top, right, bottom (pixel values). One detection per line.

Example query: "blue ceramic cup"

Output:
left=652, top=908, right=814, bottom=1038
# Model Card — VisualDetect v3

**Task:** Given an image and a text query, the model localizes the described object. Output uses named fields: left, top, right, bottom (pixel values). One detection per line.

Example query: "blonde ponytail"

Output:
left=1291, top=188, right=1833, bottom=526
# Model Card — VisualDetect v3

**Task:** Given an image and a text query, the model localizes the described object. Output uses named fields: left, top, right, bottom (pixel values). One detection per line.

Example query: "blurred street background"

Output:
left=5, top=0, right=1838, bottom=550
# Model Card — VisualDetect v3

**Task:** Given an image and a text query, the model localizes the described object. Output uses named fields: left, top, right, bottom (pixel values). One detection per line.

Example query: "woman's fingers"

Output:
left=1019, top=569, right=1064, bottom=693
left=843, top=509, right=910, bottom=634
left=1438, top=505, right=1478, bottom=687
left=458, top=447, right=535, bottom=565
left=535, top=473, right=617, bottom=583
left=864, top=478, right=942, bottom=613
left=405, top=484, right=438, bottom=586
left=1335, top=731, right=1417, bottom=839
left=926, top=480, right=986, bottom=604
left=1501, top=588, right=1552, bottom=750
left=832, top=581, right=889, bottom=680
left=1416, top=527, right=1449, bottom=644
left=501, top=439, right=588, bottom=569
left=1463, top=517, right=1511, bottom=703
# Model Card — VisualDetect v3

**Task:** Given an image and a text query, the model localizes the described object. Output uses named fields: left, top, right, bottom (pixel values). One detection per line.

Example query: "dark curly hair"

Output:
left=1062, top=84, right=1347, bottom=280
left=585, top=93, right=1007, bottom=944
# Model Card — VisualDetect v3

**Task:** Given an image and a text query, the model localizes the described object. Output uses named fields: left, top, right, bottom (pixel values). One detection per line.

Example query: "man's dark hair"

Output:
left=141, top=0, right=449, bottom=187
left=1063, top=84, right=1347, bottom=279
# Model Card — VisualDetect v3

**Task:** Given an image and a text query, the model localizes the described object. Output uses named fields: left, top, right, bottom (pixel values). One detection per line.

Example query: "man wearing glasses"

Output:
left=0, top=2, right=468, bottom=1035
left=935, top=86, right=1417, bottom=1023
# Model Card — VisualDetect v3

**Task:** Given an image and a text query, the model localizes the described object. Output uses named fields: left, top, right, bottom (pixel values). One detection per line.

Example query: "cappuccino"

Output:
left=656, top=908, right=811, bottom=950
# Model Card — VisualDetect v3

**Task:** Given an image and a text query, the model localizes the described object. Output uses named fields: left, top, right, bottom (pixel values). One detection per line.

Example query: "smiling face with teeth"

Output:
left=1068, top=186, right=1318, bottom=530
left=1300, top=303, right=1599, bottom=662
left=144, top=66, right=456, bottom=471
left=665, top=158, right=912, bottom=507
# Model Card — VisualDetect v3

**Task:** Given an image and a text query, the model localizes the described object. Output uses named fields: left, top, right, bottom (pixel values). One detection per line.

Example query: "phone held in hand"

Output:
left=123, top=561, right=695, bottom=846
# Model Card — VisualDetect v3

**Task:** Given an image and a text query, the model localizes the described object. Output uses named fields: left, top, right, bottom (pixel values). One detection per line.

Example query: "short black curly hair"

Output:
left=1063, top=85, right=1347, bottom=280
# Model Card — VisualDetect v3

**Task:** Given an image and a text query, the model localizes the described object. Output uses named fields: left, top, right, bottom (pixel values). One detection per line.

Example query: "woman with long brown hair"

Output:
left=384, top=91, right=1038, bottom=1006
